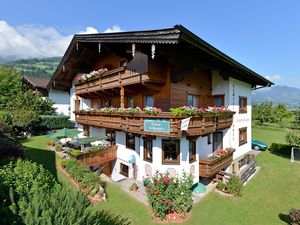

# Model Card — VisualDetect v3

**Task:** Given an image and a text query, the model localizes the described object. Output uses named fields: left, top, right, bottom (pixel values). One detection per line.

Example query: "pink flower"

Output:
left=158, top=198, right=162, bottom=203
left=165, top=199, right=171, bottom=206
left=163, top=177, right=170, bottom=183
left=153, top=188, right=158, bottom=195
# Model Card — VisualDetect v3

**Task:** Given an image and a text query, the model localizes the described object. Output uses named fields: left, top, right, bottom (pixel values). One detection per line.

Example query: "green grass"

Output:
left=252, top=126, right=289, bottom=146
left=21, top=130, right=300, bottom=225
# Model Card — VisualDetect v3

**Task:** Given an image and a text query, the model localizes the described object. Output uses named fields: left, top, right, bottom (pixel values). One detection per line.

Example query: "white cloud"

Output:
left=78, top=26, right=98, bottom=34
left=265, top=75, right=282, bottom=82
left=104, top=25, right=123, bottom=33
left=0, top=20, right=123, bottom=61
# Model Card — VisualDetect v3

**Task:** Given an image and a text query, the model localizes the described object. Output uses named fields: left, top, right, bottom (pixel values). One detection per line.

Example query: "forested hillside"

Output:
left=2, top=57, right=61, bottom=78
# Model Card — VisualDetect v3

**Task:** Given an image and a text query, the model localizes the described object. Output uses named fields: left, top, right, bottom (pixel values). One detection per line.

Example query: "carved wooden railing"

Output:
left=75, top=67, right=151, bottom=95
left=199, top=148, right=235, bottom=178
left=75, top=111, right=234, bottom=138
left=75, top=145, right=117, bottom=167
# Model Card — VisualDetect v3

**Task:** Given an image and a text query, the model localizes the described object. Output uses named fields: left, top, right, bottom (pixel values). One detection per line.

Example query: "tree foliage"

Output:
left=0, top=66, right=56, bottom=133
left=0, top=66, right=23, bottom=109
left=252, top=102, right=275, bottom=125
left=285, top=132, right=300, bottom=147
left=0, top=159, right=129, bottom=225
left=253, top=102, right=292, bottom=127
left=273, top=104, right=292, bottom=127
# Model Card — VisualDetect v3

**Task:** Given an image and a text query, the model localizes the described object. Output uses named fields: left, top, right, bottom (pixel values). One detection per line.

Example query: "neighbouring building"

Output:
left=23, top=75, right=70, bottom=116
left=23, top=75, right=49, bottom=97
left=48, top=25, right=272, bottom=184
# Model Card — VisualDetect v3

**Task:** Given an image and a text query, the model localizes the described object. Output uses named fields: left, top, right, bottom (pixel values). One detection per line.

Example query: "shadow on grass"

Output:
left=23, top=146, right=57, bottom=180
left=268, top=151, right=291, bottom=160
left=94, top=209, right=131, bottom=225
left=278, top=213, right=292, bottom=224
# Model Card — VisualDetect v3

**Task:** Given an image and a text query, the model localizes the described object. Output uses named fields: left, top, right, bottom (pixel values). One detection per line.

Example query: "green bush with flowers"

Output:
left=143, top=171, right=193, bottom=220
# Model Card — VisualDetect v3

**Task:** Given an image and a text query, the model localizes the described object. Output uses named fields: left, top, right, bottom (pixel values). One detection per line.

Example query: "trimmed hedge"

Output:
left=269, top=143, right=294, bottom=156
left=34, top=115, right=75, bottom=130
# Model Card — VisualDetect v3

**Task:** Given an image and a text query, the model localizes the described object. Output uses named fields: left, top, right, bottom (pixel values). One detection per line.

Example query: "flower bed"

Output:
left=143, top=171, right=193, bottom=220
left=69, top=145, right=105, bottom=157
left=60, top=159, right=106, bottom=200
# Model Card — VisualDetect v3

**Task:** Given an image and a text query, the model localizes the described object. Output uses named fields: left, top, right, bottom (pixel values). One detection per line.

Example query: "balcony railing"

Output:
left=199, top=148, right=234, bottom=178
left=75, top=145, right=117, bottom=167
left=75, top=111, right=234, bottom=137
left=75, top=67, right=151, bottom=95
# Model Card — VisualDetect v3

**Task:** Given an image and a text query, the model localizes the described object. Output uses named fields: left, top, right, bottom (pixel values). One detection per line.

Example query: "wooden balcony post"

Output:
left=75, top=95, right=80, bottom=112
left=120, top=86, right=125, bottom=108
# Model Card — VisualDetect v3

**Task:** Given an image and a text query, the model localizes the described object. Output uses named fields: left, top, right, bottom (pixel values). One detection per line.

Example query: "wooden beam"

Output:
left=120, top=86, right=125, bottom=108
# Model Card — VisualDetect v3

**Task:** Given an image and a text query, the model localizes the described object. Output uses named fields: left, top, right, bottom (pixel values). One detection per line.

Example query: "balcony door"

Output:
left=213, top=132, right=223, bottom=152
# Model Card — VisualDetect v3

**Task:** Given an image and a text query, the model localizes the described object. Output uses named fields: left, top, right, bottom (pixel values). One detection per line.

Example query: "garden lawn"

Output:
left=22, top=128, right=300, bottom=225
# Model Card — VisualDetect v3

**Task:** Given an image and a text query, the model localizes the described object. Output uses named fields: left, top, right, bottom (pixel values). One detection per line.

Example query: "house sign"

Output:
left=144, top=119, right=170, bottom=133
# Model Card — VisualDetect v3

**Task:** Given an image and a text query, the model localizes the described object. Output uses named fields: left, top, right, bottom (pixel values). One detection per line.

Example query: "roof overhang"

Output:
left=48, top=24, right=273, bottom=90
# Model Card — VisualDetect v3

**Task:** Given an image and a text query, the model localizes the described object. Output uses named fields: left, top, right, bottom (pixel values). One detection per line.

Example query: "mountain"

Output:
left=252, top=85, right=300, bottom=109
left=1, top=57, right=61, bottom=79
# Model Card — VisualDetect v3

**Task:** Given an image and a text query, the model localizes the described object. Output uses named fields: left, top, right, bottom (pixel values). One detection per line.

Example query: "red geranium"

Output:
left=163, top=177, right=170, bottom=183
left=165, top=199, right=171, bottom=206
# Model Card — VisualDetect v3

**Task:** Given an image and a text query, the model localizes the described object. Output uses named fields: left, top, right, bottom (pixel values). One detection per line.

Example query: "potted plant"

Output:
left=129, top=182, right=139, bottom=191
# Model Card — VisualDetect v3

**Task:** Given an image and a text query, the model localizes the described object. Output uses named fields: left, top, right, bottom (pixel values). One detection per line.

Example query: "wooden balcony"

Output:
left=75, top=111, right=234, bottom=138
left=75, top=67, right=152, bottom=95
left=75, top=145, right=117, bottom=167
left=199, top=148, right=234, bottom=178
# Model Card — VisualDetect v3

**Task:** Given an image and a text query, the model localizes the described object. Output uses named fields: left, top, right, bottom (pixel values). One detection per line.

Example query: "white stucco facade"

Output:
left=48, top=90, right=70, bottom=116
left=212, top=72, right=252, bottom=160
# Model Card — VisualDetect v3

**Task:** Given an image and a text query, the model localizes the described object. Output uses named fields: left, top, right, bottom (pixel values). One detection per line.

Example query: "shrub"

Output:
left=54, top=144, right=63, bottom=152
left=285, top=132, right=300, bottom=147
left=269, top=143, right=294, bottom=156
left=64, top=159, right=105, bottom=194
left=216, top=181, right=226, bottom=191
left=11, top=109, right=39, bottom=132
left=0, top=111, right=12, bottom=125
left=226, top=175, right=243, bottom=197
left=34, top=115, right=75, bottom=130
left=0, top=158, right=128, bottom=225
left=70, top=149, right=82, bottom=157
left=144, top=171, right=193, bottom=220
left=0, top=138, right=24, bottom=160
left=289, top=208, right=300, bottom=225
left=129, top=182, right=139, bottom=191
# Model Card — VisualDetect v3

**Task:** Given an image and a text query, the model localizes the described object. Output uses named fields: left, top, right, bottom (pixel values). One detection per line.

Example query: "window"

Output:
left=207, top=133, right=212, bottom=145
left=239, top=96, right=247, bottom=113
left=143, top=139, right=153, bottom=162
left=213, top=132, right=223, bottom=152
left=126, top=133, right=135, bottom=150
left=128, top=96, right=134, bottom=108
left=209, top=95, right=225, bottom=107
left=83, top=125, right=90, bottom=137
left=103, top=98, right=112, bottom=107
left=145, top=95, right=154, bottom=107
left=187, top=94, right=199, bottom=107
left=239, top=127, right=247, bottom=146
left=91, top=98, right=101, bottom=109
left=189, top=140, right=196, bottom=163
left=162, top=140, right=180, bottom=164
left=120, top=163, right=129, bottom=177
left=106, top=129, right=115, bottom=145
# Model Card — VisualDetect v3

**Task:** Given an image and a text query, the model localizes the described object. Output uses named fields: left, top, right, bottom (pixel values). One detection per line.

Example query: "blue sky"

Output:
left=0, top=0, right=299, bottom=87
